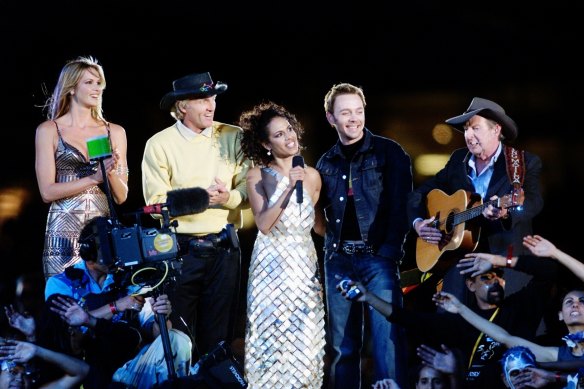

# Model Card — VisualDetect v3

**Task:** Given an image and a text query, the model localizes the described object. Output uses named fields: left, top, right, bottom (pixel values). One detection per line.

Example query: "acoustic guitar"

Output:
left=416, top=188, right=525, bottom=274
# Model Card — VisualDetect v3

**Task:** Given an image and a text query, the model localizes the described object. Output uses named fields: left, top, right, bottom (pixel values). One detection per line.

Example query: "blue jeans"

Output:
left=324, top=250, right=407, bottom=388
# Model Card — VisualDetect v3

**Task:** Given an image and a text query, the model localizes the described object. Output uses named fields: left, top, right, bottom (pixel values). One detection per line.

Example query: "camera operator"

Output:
left=141, top=71, right=251, bottom=360
left=41, top=216, right=192, bottom=389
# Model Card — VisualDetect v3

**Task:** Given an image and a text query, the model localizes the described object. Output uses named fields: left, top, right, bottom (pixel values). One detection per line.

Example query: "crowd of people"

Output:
left=0, top=54, right=579, bottom=389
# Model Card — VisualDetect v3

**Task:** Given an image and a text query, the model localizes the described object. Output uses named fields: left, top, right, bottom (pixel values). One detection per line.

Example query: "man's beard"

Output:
left=485, top=283, right=505, bottom=305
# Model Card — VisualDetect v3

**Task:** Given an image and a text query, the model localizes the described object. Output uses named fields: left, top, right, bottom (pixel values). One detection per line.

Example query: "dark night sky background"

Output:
left=1, top=2, right=582, bottom=299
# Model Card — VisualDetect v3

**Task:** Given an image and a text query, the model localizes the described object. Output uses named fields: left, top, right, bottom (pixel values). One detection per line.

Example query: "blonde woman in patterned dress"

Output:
left=239, top=101, right=325, bottom=388
left=35, top=56, right=128, bottom=280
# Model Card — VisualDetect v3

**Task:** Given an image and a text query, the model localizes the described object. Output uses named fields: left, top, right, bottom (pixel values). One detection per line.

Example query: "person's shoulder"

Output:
left=522, top=149, right=542, bottom=163
left=36, top=119, right=57, bottom=133
left=248, top=165, right=262, bottom=174
left=370, top=134, right=411, bottom=159
left=306, top=166, right=322, bottom=183
left=214, top=121, right=242, bottom=133
left=247, top=165, right=262, bottom=179
left=106, top=121, right=126, bottom=133
left=145, top=123, right=178, bottom=142
left=317, top=143, right=338, bottom=161
left=305, top=165, right=320, bottom=176
left=449, top=147, right=469, bottom=158
left=44, top=271, right=70, bottom=291
left=371, top=132, right=407, bottom=150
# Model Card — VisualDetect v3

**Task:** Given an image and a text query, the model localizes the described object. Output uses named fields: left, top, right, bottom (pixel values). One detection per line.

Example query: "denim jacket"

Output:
left=316, top=129, right=413, bottom=261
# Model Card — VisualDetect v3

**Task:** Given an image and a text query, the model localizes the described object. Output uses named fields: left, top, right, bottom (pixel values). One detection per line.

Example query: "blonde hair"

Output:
left=323, top=82, right=366, bottom=114
left=170, top=100, right=187, bottom=120
left=46, top=56, right=106, bottom=122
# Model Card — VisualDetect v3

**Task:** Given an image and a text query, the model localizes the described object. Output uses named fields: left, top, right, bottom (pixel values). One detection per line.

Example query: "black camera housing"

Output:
left=91, top=216, right=178, bottom=269
left=188, top=224, right=239, bottom=257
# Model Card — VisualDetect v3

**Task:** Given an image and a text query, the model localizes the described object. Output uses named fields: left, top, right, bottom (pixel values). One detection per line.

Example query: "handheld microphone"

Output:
left=141, top=187, right=210, bottom=217
left=292, top=155, right=304, bottom=204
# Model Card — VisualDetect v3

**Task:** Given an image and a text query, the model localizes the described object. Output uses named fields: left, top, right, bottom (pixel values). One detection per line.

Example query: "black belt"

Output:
left=176, top=233, right=221, bottom=256
left=177, top=232, right=220, bottom=243
left=340, top=241, right=374, bottom=255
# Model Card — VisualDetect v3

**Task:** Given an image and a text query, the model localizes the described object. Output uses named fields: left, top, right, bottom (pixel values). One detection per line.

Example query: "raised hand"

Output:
left=0, top=339, right=36, bottom=363
left=508, top=366, right=557, bottom=388
left=458, top=253, right=496, bottom=277
left=4, top=305, right=35, bottom=338
left=371, top=378, right=400, bottom=389
left=523, top=235, right=555, bottom=258
left=50, top=296, right=90, bottom=327
left=433, top=292, right=462, bottom=314
left=416, top=343, right=457, bottom=375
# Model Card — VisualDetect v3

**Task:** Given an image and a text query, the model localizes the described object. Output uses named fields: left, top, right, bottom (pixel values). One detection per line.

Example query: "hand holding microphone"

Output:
left=292, top=155, right=304, bottom=204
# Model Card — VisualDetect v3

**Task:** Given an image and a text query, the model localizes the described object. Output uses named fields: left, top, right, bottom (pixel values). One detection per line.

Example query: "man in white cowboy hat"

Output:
left=407, top=97, right=544, bottom=305
left=141, top=71, right=251, bottom=361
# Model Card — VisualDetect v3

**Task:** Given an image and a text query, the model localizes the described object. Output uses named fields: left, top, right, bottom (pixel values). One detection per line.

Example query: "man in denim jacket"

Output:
left=315, top=82, right=413, bottom=388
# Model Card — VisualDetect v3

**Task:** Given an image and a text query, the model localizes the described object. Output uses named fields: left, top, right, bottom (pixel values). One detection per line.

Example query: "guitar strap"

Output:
left=503, top=145, right=525, bottom=189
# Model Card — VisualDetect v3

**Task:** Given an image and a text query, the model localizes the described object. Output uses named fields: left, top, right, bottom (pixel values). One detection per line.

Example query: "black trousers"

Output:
left=170, top=236, right=241, bottom=360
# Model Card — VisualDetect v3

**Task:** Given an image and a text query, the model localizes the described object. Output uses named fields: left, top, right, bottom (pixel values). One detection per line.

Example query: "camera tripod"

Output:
left=90, top=145, right=182, bottom=382
left=129, top=259, right=182, bottom=383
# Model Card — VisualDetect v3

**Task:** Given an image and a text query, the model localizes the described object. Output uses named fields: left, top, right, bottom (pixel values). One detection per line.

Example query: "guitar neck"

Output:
left=452, top=199, right=496, bottom=225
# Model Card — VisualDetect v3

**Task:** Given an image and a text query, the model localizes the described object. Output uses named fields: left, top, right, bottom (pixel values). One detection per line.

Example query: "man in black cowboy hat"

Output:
left=407, top=97, right=544, bottom=305
left=141, top=71, right=251, bottom=360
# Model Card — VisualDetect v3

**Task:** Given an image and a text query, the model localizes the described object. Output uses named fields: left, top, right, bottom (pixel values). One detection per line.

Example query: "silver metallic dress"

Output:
left=41, top=124, right=110, bottom=279
left=244, top=167, right=325, bottom=389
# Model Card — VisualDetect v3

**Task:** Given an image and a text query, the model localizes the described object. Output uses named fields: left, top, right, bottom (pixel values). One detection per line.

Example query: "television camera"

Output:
left=90, top=187, right=210, bottom=271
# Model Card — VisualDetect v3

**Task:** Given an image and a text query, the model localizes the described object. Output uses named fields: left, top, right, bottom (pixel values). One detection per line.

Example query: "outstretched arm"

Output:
left=433, top=291, right=558, bottom=362
left=523, top=235, right=584, bottom=283
left=337, top=279, right=394, bottom=318
left=0, top=339, right=89, bottom=388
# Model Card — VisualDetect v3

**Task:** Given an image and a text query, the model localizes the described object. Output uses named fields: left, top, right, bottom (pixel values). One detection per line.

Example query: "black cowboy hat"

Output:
left=445, top=97, right=518, bottom=142
left=160, top=72, right=228, bottom=110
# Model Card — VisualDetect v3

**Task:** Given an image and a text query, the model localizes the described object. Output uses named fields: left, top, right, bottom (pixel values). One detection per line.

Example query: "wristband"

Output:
left=109, top=302, right=117, bottom=314
left=555, top=374, right=562, bottom=383
left=506, top=245, right=513, bottom=268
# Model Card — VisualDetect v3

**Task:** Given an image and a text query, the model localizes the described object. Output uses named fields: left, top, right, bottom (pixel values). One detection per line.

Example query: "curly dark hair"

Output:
left=239, top=101, right=304, bottom=166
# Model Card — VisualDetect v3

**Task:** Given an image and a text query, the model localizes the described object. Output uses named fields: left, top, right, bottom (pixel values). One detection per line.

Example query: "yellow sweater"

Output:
left=141, top=121, right=251, bottom=235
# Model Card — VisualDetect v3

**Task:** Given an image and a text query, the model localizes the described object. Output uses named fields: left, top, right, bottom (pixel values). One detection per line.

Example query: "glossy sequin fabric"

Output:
left=42, top=126, right=110, bottom=279
left=244, top=167, right=325, bottom=388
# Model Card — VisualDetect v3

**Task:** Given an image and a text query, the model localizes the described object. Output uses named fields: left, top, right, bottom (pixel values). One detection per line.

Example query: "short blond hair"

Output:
left=323, top=83, right=366, bottom=114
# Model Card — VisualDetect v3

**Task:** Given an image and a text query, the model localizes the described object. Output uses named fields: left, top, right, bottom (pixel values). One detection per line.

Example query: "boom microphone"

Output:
left=292, top=155, right=304, bottom=204
left=142, top=187, right=210, bottom=217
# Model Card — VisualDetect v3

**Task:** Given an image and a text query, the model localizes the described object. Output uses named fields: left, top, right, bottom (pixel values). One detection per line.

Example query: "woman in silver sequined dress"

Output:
left=239, top=101, right=326, bottom=388
left=35, top=56, right=128, bottom=280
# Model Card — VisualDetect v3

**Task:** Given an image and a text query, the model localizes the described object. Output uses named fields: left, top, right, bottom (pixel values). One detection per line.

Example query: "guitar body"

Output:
left=416, top=189, right=482, bottom=274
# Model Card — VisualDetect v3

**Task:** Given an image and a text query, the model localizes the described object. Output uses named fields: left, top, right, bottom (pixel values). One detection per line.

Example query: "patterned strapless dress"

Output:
left=244, top=167, right=325, bottom=388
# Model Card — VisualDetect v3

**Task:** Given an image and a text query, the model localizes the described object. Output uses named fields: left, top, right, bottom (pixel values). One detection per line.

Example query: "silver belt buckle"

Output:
left=343, top=243, right=356, bottom=255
